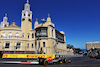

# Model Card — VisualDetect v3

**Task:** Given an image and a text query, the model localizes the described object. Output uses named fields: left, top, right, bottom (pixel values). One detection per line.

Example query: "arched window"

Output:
left=4, top=25, right=7, bottom=27
left=22, top=33, right=24, bottom=38
left=52, top=29, right=53, bottom=37
left=32, top=44, right=33, bottom=48
left=28, top=14, right=30, bottom=17
left=28, top=33, right=30, bottom=39
left=1, top=32, right=6, bottom=37
left=22, top=35, right=24, bottom=38
left=28, top=35, right=29, bottom=39
left=15, top=33, right=19, bottom=37
left=22, top=18, right=25, bottom=21
left=28, top=19, right=32, bottom=22
left=8, top=32, right=12, bottom=37
left=32, top=33, right=34, bottom=38
left=24, top=14, right=25, bottom=16
left=43, top=42, right=45, bottom=47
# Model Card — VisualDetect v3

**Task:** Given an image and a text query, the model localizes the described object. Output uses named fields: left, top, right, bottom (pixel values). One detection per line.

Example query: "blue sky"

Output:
left=0, top=0, right=100, bottom=49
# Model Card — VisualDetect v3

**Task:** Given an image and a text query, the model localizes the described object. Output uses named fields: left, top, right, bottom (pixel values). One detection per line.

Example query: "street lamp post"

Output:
left=41, top=18, right=46, bottom=23
left=55, top=40, right=59, bottom=55
left=3, top=47, right=5, bottom=54
left=25, top=46, right=26, bottom=54
left=36, top=18, right=46, bottom=54
left=14, top=46, right=16, bottom=54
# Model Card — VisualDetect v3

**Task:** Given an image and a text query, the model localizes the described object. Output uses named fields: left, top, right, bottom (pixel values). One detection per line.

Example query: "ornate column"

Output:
left=3, top=41, right=6, bottom=52
left=9, top=41, right=12, bottom=50
left=20, top=42, right=22, bottom=50
left=4, top=41, right=6, bottom=48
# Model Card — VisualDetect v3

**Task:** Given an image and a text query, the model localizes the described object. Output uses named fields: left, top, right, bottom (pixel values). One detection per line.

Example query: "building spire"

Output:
left=48, top=13, right=50, bottom=17
left=34, top=18, right=39, bottom=27
left=1, top=13, right=9, bottom=28
left=47, top=13, right=51, bottom=22
left=27, top=0, right=29, bottom=3
left=3, top=13, right=8, bottom=21
left=36, top=18, right=38, bottom=21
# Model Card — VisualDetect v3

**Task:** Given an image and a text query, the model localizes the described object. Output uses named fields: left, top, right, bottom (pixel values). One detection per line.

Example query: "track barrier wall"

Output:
left=0, top=46, right=68, bottom=55
left=2, top=54, right=55, bottom=59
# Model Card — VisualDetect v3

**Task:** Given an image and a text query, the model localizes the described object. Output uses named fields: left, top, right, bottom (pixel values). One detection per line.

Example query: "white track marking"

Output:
left=0, top=61, right=39, bottom=64
left=0, top=61, right=21, bottom=63
left=57, top=64, right=100, bottom=67
left=71, top=59, right=94, bottom=63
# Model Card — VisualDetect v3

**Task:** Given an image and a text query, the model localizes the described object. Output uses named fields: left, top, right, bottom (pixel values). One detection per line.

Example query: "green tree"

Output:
left=67, top=44, right=71, bottom=48
left=67, top=44, right=74, bottom=49
left=70, top=45, right=74, bottom=49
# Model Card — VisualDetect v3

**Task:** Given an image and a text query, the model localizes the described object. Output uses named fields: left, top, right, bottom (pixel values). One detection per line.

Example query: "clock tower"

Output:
left=21, top=0, right=32, bottom=39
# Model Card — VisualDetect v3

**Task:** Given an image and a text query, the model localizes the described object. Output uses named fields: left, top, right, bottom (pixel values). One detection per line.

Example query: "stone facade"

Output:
left=0, top=0, right=71, bottom=55
left=86, top=42, right=100, bottom=50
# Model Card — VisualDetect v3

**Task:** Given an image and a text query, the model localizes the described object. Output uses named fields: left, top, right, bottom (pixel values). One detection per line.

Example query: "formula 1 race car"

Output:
left=1, top=54, right=71, bottom=66
left=20, top=57, right=71, bottom=66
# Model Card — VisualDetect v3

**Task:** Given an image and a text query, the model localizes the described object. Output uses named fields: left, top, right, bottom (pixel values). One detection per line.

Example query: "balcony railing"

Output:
left=0, top=36, right=23, bottom=39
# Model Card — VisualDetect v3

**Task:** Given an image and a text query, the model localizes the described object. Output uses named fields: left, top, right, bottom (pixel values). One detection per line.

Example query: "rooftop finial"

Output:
left=48, top=13, right=50, bottom=17
left=5, top=14, right=7, bottom=17
left=27, top=0, right=29, bottom=3
left=47, top=13, right=51, bottom=22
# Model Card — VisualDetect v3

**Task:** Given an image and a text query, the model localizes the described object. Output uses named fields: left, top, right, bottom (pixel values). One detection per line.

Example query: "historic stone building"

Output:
left=0, top=0, right=71, bottom=55
left=86, top=41, right=100, bottom=50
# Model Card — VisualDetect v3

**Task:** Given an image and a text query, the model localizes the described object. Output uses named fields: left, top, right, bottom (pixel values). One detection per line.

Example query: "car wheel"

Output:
left=64, top=59, right=69, bottom=64
left=44, top=60, right=49, bottom=66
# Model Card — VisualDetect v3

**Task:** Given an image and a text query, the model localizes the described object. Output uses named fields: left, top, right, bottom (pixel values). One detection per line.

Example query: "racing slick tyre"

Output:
left=64, top=58, right=69, bottom=64
left=57, top=59, right=63, bottom=64
left=39, top=58, right=45, bottom=65
left=58, top=60, right=63, bottom=64
left=44, top=60, right=49, bottom=66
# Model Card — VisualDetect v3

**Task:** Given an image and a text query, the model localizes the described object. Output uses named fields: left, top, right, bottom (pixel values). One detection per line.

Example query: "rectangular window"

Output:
left=41, top=30, right=47, bottom=36
left=32, top=44, right=33, bottom=48
left=43, top=42, right=45, bottom=47
left=36, top=27, right=47, bottom=37
left=8, top=35, right=12, bottom=38
left=38, top=42, right=40, bottom=48
left=5, top=43, right=10, bottom=48
left=32, top=33, right=34, bottom=38
left=56, top=30, right=64, bottom=41
left=16, top=43, right=20, bottom=48
left=27, top=44, right=29, bottom=48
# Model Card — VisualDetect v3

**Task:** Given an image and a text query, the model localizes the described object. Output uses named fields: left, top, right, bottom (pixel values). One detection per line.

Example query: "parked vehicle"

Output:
left=87, top=48, right=99, bottom=58
left=90, top=52, right=98, bottom=58
left=79, top=51, right=83, bottom=54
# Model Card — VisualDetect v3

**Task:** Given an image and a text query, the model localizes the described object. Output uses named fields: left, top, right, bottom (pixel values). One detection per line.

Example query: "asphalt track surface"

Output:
left=0, top=56, right=100, bottom=67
